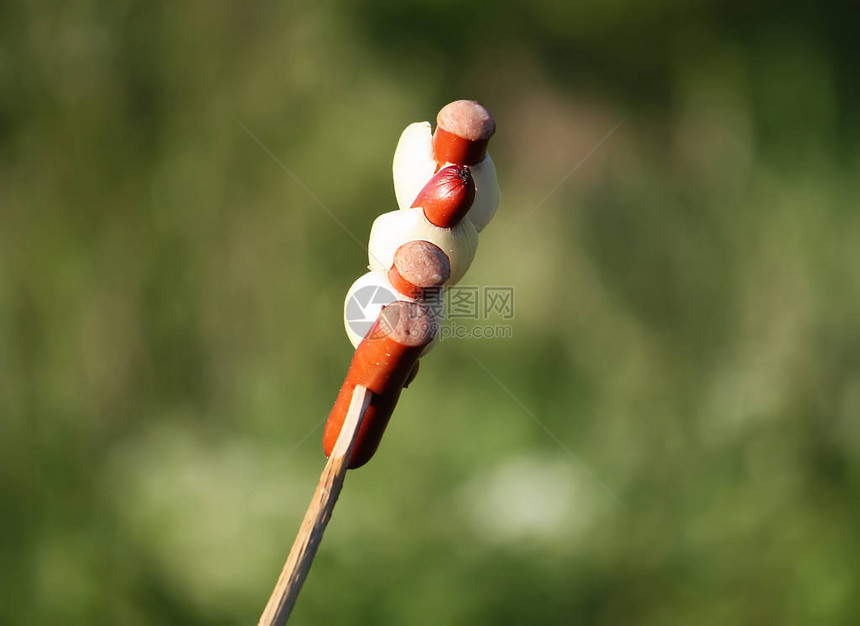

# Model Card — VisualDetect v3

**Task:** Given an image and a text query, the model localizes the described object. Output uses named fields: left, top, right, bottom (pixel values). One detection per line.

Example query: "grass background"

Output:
left=2, top=1, right=859, bottom=624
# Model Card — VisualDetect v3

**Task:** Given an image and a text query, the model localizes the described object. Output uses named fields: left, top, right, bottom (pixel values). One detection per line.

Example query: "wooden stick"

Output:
left=258, top=384, right=372, bottom=626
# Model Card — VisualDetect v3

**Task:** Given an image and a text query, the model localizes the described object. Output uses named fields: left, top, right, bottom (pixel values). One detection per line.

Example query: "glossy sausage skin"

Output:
left=411, top=165, right=475, bottom=229
left=323, top=301, right=435, bottom=468
left=432, top=126, right=489, bottom=167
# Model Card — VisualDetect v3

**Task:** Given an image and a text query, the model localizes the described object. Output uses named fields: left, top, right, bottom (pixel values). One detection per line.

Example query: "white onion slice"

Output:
left=466, top=154, right=500, bottom=232
left=392, top=122, right=436, bottom=211
left=368, top=208, right=478, bottom=285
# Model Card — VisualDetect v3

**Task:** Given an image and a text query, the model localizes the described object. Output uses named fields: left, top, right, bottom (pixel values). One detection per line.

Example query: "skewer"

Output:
left=259, top=99, right=498, bottom=623
left=258, top=384, right=372, bottom=626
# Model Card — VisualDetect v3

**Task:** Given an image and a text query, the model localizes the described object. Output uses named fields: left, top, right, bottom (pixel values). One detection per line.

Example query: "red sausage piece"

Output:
left=432, top=100, right=496, bottom=167
left=323, top=301, right=436, bottom=468
left=411, top=165, right=476, bottom=229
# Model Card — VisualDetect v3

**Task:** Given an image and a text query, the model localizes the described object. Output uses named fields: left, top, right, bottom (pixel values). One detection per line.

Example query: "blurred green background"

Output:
left=2, top=1, right=859, bottom=624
